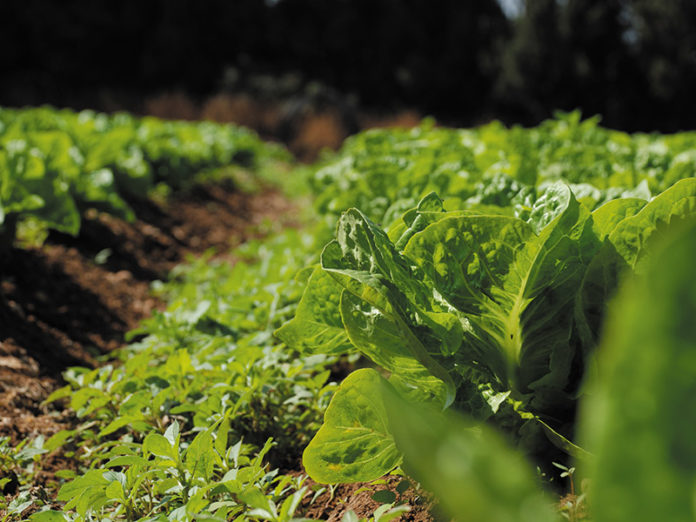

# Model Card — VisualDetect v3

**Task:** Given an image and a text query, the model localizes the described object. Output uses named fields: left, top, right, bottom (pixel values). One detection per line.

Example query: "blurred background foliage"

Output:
left=2, top=0, right=694, bottom=132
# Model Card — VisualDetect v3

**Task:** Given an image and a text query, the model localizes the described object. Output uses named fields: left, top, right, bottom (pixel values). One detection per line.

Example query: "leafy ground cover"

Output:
left=2, top=109, right=696, bottom=521
left=0, top=181, right=293, bottom=441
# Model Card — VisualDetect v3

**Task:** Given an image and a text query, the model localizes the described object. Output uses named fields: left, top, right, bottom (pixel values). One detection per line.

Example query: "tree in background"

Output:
left=263, top=0, right=509, bottom=121
left=1, top=0, right=695, bottom=132
left=495, top=0, right=696, bottom=131
left=495, top=0, right=565, bottom=122
left=558, top=0, right=637, bottom=126
left=626, top=0, right=696, bottom=130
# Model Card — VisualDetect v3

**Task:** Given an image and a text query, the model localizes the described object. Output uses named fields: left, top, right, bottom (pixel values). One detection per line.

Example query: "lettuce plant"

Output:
left=278, top=178, right=696, bottom=484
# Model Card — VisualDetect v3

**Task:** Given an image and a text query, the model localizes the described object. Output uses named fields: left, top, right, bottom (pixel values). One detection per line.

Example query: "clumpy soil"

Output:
left=300, top=474, right=440, bottom=521
left=0, top=182, right=294, bottom=444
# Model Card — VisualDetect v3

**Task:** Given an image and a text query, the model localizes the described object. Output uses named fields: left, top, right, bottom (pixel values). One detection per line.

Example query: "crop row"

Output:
left=287, top=112, right=696, bottom=520
left=0, top=106, right=287, bottom=252
left=313, top=111, right=696, bottom=225
left=4, top=111, right=696, bottom=521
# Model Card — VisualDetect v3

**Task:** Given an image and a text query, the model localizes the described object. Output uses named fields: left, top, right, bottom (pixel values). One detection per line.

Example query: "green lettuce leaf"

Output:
left=608, top=177, right=696, bottom=269
left=381, top=382, right=556, bottom=522
left=579, top=219, right=696, bottom=522
left=302, top=368, right=401, bottom=484
left=405, top=183, right=599, bottom=407
left=339, top=291, right=451, bottom=405
left=275, top=267, right=353, bottom=355
left=321, top=208, right=456, bottom=407
left=575, top=178, right=696, bottom=354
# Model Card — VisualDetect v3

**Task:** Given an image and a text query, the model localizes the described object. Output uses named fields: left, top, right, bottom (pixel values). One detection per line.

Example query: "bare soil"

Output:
left=300, top=474, right=441, bottom=521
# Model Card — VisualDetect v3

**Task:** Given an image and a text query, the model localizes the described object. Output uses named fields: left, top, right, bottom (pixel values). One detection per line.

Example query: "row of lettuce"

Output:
left=284, top=112, right=696, bottom=520
left=312, top=111, right=696, bottom=225
left=0, top=106, right=287, bottom=250
left=7, top=111, right=696, bottom=521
